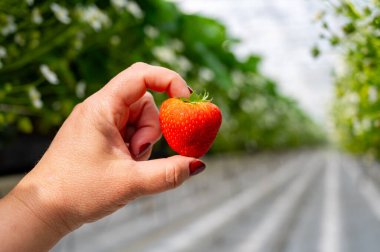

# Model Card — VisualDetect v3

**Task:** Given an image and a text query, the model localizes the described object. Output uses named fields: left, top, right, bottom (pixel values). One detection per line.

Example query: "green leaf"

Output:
left=311, top=46, right=320, bottom=58
left=329, top=35, right=340, bottom=46
left=17, top=117, right=33, bottom=134
left=342, top=22, right=356, bottom=35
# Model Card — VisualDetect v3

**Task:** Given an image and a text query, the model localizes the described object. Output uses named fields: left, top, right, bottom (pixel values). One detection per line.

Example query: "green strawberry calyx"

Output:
left=180, top=91, right=212, bottom=103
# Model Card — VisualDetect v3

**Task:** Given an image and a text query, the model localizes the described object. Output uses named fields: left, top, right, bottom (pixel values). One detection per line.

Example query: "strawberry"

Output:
left=159, top=92, right=222, bottom=158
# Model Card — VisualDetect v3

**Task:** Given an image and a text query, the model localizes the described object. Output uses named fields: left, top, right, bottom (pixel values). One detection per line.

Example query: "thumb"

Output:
left=132, top=156, right=206, bottom=195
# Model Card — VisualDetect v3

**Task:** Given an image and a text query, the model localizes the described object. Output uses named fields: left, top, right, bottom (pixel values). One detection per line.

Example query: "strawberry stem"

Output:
left=181, top=91, right=212, bottom=103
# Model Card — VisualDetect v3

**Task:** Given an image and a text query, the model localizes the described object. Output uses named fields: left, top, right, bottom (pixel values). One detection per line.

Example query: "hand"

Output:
left=0, top=63, right=206, bottom=251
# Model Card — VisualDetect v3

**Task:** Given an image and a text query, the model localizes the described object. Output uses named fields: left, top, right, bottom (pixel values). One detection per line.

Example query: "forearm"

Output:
left=0, top=63, right=201, bottom=251
left=0, top=186, right=66, bottom=252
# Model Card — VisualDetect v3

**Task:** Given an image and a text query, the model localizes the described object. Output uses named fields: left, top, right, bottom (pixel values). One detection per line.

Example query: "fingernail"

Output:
left=137, top=143, right=151, bottom=158
left=187, top=86, right=193, bottom=94
left=189, top=160, right=206, bottom=176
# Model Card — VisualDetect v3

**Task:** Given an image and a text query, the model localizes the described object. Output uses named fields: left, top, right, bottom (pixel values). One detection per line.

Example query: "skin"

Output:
left=0, top=63, right=204, bottom=252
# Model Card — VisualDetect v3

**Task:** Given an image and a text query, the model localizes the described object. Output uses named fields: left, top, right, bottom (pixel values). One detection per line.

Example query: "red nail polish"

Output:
left=137, top=143, right=151, bottom=158
left=187, top=86, right=193, bottom=94
left=189, top=160, right=206, bottom=176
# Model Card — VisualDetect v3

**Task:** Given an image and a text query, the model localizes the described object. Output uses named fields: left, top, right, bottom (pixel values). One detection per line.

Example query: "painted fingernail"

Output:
left=137, top=143, right=151, bottom=158
left=189, top=160, right=206, bottom=176
left=187, top=86, right=193, bottom=94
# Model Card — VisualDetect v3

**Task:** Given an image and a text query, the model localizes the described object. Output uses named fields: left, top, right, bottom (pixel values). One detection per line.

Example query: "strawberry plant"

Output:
left=314, top=1, right=380, bottom=159
left=0, top=0, right=323, bottom=155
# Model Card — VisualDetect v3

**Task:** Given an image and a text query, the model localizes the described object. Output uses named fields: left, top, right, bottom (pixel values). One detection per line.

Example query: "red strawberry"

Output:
left=159, top=92, right=222, bottom=158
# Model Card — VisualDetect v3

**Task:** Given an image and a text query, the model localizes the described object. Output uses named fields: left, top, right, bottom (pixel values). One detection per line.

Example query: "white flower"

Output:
left=0, top=46, right=7, bottom=58
left=177, top=56, right=192, bottom=73
left=28, top=87, right=43, bottom=109
left=76, top=81, right=86, bottom=98
left=346, top=92, right=359, bottom=104
left=32, top=8, right=43, bottom=24
left=126, top=1, right=144, bottom=19
left=362, top=118, right=371, bottom=131
left=78, top=5, right=110, bottom=32
left=111, top=0, right=128, bottom=9
left=198, top=67, right=215, bottom=82
left=335, top=58, right=348, bottom=78
left=343, top=106, right=356, bottom=118
left=1, top=16, right=17, bottom=36
left=152, top=46, right=176, bottom=64
left=253, top=97, right=268, bottom=111
left=228, top=88, right=240, bottom=101
left=170, top=39, right=184, bottom=52
left=314, top=10, right=325, bottom=21
left=232, top=70, right=245, bottom=87
left=50, top=3, right=71, bottom=24
left=14, top=34, right=26, bottom=46
left=110, top=35, right=121, bottom=46
left=263, top=113, right=277, bottom=127
left=240, top=98, right=256, bottom=113
left=368, top=86, right=377, bottom=103
left=74, top=32, right=85, bottom=50
left=144, top=25, right=159, bottom=39
left=352, top=119, right=360, bottom=135
left=352, top=118, right=372, bottom=135
left=26, top=0, right=34, bottom=6
left=40, top=64, right=59, bottom=85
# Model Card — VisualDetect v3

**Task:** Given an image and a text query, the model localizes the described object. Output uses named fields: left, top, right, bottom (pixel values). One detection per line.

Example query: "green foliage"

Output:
left=0, top=0, right=323, bottom=154
left=316, top=0, right=380, bottom=158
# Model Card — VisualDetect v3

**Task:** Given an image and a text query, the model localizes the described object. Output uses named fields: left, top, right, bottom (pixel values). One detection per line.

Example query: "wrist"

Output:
left=9, top=184, right=71, bottom=236
left=0, top=189, right=66, bottom=251
left=0, top=172, right=73, bottom=251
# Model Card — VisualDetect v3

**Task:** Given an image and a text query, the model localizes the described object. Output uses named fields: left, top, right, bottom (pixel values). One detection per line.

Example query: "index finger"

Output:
left=101, top=62, right=191, bottom=106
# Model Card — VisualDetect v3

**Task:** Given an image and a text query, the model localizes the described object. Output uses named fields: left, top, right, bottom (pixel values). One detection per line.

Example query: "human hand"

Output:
left=0, top=63, right=206, bottom=251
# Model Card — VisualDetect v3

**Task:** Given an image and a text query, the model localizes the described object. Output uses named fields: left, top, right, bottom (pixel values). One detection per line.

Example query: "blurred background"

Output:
left=0, top=0, right=380, bottom=251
